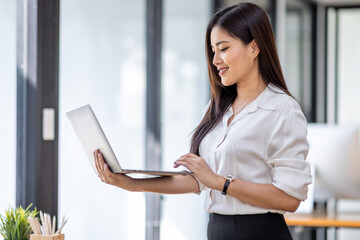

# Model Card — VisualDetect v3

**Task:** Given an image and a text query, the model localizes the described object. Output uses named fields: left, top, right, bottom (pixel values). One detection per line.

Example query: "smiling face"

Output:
left=210, top=25, right=258, bottom=87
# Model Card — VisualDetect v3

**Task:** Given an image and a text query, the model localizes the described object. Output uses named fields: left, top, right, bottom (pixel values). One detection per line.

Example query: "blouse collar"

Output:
left=223, top=83, right=284, bottom=126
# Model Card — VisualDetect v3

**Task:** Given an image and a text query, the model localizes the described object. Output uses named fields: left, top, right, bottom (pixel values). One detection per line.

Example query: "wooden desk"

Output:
left=285, top=212, right=360, bottom=228
left=285, top=212, right=360, bottom=240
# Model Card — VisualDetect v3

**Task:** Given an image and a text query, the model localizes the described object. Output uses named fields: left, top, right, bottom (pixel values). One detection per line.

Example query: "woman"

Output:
left=94, top=2, right=312, bottom=240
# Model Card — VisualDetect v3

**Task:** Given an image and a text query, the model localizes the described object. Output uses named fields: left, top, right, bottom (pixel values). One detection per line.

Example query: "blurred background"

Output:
left=1, top=0, right=360, bottom=239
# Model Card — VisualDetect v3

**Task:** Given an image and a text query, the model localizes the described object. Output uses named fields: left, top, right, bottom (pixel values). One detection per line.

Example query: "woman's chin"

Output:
left=221, top=79, right=234, bottom=87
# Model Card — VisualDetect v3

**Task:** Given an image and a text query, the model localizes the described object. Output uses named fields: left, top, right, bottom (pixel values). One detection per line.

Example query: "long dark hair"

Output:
left=190, top=2, right=291, bottom=155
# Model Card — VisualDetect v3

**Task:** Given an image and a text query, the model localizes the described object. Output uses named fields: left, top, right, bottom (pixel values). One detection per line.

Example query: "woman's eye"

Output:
left=220, top=47, right=229, bottom=52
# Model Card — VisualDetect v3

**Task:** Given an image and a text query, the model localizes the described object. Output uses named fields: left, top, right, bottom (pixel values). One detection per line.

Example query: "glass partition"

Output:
left=0, top=0, right=16, bottom=215
left=329, top=7, right=360, bottom=240
left=59, top=1, right=146, bottom=239
left=337, top=8, right=360, bottom=126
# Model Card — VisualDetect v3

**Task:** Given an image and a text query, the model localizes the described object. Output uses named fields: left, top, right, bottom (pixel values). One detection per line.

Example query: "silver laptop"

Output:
left=66, top=104, right=192, bottom=177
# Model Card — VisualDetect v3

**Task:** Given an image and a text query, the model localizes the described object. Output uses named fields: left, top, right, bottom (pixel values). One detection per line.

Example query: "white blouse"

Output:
left=197, top=83, right=312, bottom=215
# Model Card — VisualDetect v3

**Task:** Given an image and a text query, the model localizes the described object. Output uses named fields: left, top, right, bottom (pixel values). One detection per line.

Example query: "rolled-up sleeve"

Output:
left=267, top=101, right=312, bottom=201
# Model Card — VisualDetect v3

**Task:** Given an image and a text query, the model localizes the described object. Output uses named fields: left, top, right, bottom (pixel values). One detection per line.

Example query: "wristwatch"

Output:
left=221, top=175, right=235, bottom=195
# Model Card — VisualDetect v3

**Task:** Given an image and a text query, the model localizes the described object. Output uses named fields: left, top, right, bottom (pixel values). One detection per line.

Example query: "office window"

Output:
left=337, top=8, right=360, bottom=125
left=59, top=1, right=146, bottom=239
left=160, top=0, right=210, bottom=239
left=285, top=0, right=313, bottom=119
left=0, top=0, right=16, bottom=212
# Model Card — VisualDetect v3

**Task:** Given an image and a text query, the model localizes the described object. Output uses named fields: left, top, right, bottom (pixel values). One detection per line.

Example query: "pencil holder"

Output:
left=30, top=234, right=64, bottom=240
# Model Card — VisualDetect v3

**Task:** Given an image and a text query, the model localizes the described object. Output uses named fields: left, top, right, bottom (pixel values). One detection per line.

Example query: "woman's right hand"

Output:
left=93, top=149, right=136, bottom=191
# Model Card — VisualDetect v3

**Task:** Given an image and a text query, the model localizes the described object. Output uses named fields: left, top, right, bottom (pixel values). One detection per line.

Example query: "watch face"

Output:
left=225, top=175, right=235, bottom=181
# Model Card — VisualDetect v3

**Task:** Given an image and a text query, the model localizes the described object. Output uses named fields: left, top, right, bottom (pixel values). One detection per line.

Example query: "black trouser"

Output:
left=207, top=212, right=293, bottom=240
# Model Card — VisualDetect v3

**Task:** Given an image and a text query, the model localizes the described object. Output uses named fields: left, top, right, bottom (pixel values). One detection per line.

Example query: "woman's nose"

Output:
left=212, top=52, right=222, bottom=66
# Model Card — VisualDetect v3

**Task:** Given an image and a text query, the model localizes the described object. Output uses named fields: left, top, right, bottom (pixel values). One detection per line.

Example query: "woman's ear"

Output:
left=250, top=40, right=260, bottom=59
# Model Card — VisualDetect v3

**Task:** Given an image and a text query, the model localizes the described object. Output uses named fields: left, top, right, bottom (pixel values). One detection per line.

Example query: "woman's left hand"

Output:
left=173, top=153, right=223, bottom=190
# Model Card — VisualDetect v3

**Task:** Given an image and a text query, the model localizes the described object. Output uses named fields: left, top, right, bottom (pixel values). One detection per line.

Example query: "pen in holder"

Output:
left=28, top=211, right=67, bottom=240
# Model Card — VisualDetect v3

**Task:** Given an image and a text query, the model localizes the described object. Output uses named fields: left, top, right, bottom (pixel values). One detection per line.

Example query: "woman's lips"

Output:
left=218, top=67, right=229, bottom=76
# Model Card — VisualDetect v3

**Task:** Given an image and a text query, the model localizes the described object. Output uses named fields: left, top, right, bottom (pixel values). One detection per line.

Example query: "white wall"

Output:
left=0, top=0, right=16, bottom=226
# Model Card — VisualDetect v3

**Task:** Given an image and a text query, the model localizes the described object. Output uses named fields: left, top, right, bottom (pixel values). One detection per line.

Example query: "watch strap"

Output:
left=221, top=179, right=231, bottom=195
